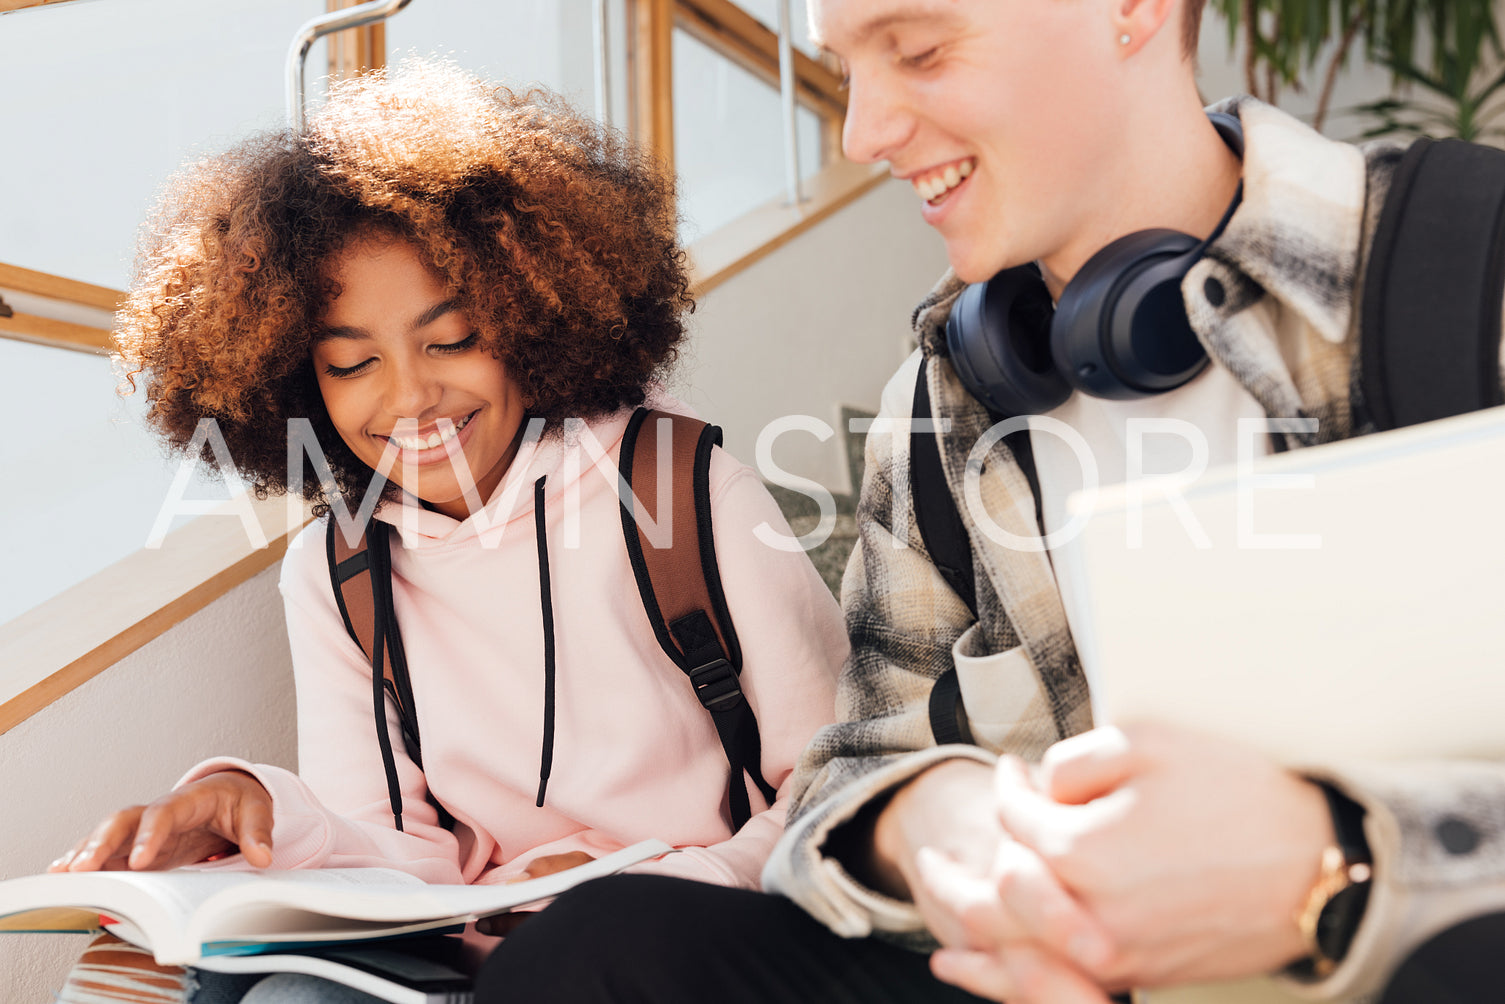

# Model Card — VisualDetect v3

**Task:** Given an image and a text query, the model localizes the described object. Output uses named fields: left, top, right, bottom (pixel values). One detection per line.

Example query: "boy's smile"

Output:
left=811, top=0, right=1228, bottom=292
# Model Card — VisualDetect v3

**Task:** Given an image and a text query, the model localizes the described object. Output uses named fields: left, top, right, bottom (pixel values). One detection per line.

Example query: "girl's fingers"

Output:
left=56, top=775, right=275, bottom=875
left=68, top=809, right=145, bottom=872
left=131, top=797, right=195, bottom=870
left=48, top=837, right=88, bottom=873
left=232, top=791, right=276, bottom=869
left=520, top=851, right=594, bottom=880
left=130, top=773, right=272, bottom=869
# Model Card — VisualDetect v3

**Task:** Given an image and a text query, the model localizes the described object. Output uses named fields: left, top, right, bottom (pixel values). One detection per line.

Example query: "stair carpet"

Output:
left=762, top=404, right=873, bottom=600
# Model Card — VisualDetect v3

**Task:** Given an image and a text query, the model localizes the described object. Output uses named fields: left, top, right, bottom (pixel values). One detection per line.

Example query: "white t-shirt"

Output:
left=1029, top=362, right=1270, bottom=689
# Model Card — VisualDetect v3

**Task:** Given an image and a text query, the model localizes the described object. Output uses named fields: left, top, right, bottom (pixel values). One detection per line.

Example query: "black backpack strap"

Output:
left=326, top=518, right=452, bottom=832
left=618, top=407, right=774, bottom=831
left=911, top=358, right=1046, bottom=746
left=910, top=359, right=975, bottom=746
left=911, top=359, right=979, bottom=617
left=1362, top=136, right=1505, bottom=431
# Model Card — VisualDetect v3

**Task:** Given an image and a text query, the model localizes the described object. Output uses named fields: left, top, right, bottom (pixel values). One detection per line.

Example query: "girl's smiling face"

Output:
left=313, top=234, right=528, bottom=521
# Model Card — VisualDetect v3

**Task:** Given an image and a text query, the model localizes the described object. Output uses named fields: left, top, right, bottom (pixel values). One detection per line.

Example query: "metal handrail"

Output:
left=775, top=0, right=801, bottom=204
left=285, top=0, right=414, bottom=131
left=593, top=0, right=611, bottom=125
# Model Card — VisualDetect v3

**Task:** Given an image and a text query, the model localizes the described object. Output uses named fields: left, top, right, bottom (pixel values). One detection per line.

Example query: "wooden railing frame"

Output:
left=675, top=0, right=846, bottom=120
left=0, top=0, right=79, bottom=11
left=689, top=156, right=886, bottom=295
left=0, top=495, right=313, bottom=735
left=629, top=0, right=677, bottom=167
left=0, top=263, right=120, bottom=311
left=326, top=0, right=387, bottom=80
left=0, top=263, right=119, bottom=354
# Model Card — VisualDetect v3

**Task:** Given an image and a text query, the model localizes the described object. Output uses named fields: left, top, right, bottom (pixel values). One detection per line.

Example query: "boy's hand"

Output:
left=49, top=771, right=274, bottom=873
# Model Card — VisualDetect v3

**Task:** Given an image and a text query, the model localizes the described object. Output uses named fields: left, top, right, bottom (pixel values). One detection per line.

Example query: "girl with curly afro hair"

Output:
left=54, top=59, right=845, bottom=1004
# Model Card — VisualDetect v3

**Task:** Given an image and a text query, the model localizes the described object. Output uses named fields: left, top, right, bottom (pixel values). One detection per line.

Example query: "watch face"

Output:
left=1317, top=876, right=1372, bottom=969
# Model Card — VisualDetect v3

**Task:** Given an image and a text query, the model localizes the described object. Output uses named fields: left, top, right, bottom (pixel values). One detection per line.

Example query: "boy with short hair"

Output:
left=477, top=2, right=1505, bottom=1001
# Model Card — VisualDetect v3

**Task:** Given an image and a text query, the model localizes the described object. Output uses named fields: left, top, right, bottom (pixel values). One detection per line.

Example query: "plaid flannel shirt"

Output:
left=763, top=97, right=1505, bottom=1002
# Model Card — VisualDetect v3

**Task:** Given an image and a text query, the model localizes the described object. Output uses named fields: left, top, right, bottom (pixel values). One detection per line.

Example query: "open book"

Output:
left=0, top=839, right=671, bottom=968
left=194, top=936, right=475, bottom=1004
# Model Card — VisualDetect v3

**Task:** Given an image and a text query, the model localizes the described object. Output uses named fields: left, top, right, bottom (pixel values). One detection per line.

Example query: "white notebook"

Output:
left=1056, top=404, right=1505, bottom=766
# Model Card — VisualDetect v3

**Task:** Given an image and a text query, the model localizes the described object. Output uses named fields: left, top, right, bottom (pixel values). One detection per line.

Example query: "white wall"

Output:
left=0, top=565, right=296, bottom=1003
left=0, top=0, right=325, bottom=289
left=678, top=178, right=951, bottom=493
left=0, top=336, right=232, bottom=626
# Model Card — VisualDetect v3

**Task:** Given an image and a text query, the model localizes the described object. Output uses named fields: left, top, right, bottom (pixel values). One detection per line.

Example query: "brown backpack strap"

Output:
left=327, top=519, right=403, bottom=730
left=326, top=518, right=440, bottom=831
left=327, top=519, right=378, bottom=670
left=618, top=408, right=774, bottom=830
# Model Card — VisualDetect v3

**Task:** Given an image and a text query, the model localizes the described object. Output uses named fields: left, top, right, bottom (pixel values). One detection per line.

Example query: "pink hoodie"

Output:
left=182, top=398, right=847, bottom=890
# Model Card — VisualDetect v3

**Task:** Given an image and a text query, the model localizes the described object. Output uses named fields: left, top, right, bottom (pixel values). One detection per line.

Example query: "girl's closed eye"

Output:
left=432, top=331, right=480, bottom=355
left=323, top=355, right=375, bottom=379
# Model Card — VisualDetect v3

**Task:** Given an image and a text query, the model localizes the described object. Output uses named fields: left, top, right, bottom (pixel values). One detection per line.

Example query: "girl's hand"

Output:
left=48, top=771, right=275, bottom=873
left=476, top=851, right=600, bottom=937
left=515, top=851, right=596, bottom=881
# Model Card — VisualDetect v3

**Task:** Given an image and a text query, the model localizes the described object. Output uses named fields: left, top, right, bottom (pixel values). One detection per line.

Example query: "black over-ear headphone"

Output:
left=945, top=112, right=1245, bottom=416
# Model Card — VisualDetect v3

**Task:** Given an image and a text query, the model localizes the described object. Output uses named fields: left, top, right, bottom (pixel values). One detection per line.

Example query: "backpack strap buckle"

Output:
left=687, top=656, right=743, bottom=713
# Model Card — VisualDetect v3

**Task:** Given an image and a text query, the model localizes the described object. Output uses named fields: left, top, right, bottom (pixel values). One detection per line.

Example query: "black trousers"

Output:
left=1378, top=911, right=1505, bottom=1004
left=477, top=874, right=1505, bottom=1003
left=475, top=874, right=990, bottom=1004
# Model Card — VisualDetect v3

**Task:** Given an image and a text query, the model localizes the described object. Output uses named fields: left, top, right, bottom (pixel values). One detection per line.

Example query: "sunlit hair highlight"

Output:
left=1183, top=0, right=1206, bottom=60
left=115, top=59, right=692, bottom=514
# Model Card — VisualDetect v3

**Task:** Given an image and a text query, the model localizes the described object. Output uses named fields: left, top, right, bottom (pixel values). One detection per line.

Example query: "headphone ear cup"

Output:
left=945, top=267, right=1070, bottom=416
left=1050, top=230, right=1210, bottom=400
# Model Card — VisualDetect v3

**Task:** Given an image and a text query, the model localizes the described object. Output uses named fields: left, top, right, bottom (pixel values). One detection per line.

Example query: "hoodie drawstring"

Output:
left=534, top=475, right=557, bottom=808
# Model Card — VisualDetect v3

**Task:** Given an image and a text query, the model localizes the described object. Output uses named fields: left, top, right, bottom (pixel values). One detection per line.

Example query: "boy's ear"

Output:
left=1112, top=0, right=1178, bottom=54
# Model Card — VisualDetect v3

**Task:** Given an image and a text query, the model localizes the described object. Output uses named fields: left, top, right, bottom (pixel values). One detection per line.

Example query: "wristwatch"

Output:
left=1291, top=783, right=1373, bottom=978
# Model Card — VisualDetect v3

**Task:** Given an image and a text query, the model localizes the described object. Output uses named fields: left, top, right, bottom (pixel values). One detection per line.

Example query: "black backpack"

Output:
left=915, top=135, right=1505, bottom=744
left=325, top=407, right=776, bottom=832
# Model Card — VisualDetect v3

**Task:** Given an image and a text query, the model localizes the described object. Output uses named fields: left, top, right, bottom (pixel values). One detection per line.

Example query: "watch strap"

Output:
left=1314, top=784, right=1372, bottom=969
left=1289, top=783, right=1373, bottom=979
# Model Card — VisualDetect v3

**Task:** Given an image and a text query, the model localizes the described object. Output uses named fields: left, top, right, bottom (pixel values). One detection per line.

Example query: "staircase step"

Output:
left=764, top=482, right=857, bottom=599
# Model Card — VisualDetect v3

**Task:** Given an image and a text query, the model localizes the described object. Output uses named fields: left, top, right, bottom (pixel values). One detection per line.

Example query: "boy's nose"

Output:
left=841, top=69, right=916, bottom=166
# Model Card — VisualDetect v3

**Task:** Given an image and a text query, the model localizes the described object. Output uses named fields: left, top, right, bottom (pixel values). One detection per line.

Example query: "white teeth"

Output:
left=912, top=158, right=976, bottom=203
left=389, top=413, right=473, bottom=451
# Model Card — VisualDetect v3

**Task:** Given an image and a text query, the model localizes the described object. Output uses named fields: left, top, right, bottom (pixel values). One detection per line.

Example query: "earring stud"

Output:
left=1119, top=33, right=1131, bottom=45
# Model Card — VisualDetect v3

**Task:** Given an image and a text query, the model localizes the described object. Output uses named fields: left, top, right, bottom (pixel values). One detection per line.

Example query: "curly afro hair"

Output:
left=115, top=59, right=692, bottom=513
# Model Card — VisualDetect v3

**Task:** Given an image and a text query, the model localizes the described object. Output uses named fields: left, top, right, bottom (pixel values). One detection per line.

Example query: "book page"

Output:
left=0, top=906, right=103, bottom=933
left=198, top=941, right=473, bottom=1004
left=0, top=839, right=672, bottom=965
left=192, top=839, right=673, bottom=953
